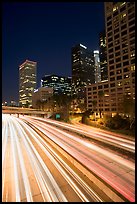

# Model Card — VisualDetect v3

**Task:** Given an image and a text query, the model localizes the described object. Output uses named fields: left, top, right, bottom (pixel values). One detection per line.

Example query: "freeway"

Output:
left=35, top=116, right=135, bottom=154
left=22, top=116, right=135, bottom=201
left=2, top=114, right=109, bottom=202
left=2, top=114, right=135, bottom=202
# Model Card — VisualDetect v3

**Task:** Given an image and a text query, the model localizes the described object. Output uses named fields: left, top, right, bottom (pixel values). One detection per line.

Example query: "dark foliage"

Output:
left=105, top=114, right=130, bottom=130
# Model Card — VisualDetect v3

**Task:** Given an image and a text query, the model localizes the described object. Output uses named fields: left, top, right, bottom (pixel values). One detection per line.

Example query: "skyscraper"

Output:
left=86, top=2, right=135, bottom=116
left=19, top=59, right=37, bottom=107
left=99, top=31, right=108, bottom=81
left=41, top=74, right=72, bottom=96
left=94, top=50, right=101, bottom=83
left=105, top=1, right=135, bottom=112
left=72, top=43, right=95, bottom=98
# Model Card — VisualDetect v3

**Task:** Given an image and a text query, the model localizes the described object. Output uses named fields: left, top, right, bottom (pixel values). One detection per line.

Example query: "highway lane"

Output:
left=2, top=114, right=107, bottom=202
left=20, top=115, right=135, bottom=202
left=28, top=116, right=135, bottom=154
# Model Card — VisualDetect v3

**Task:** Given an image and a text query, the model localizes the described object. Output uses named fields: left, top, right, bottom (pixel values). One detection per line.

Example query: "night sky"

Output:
left=2, top=2, right=105, bottom=103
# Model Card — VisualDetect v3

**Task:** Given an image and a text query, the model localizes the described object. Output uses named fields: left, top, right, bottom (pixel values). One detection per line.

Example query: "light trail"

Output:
left=17, top=126, right=68, bottom=202
left=2, top=115, right=8, bottom=166
left=10, top=121, right=21, bottom=202
left=21, top=115, right=135, bottom=202
left=10, top=116, right=68, bottom=202
left=29, top=116, right=135, bottom=153
left=3, top=114, right=105, bottom=202
left=24, top=116, right=134, bottom=170
left=2, top=115, right=17, bottom=202
left=10, top=119, right=33, bottom=202
left=3, top=114, right=67, bottom=202
left=16, top=117, right=103, bottom=202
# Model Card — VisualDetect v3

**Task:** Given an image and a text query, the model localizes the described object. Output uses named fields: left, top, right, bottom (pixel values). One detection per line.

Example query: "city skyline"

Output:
left=2, top=2, right=105, bottom=102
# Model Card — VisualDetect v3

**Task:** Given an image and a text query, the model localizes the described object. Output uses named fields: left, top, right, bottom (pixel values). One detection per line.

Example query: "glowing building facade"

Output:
left=41, top=74, right=72, bottom=96
left=86, top=2, right=135, bottom=116
left=72, top=43, right=95, bottom=98
left=19, top=60, right=37, bottom=107
left=94, top=50, right=101, bottom=83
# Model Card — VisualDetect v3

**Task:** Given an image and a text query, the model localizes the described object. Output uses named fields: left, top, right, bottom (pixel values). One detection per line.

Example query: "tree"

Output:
left=36, top=100, right=42, bottom=110
left=77, top=98, right=87, bottom=113
left=98, top=90, right=104, bottom=118
left=52, top=93, right=73, bottom=121
left=123, top=95, right=134, bottom=116
left=43, top=95, right=57, bottom=113
left=122, top=95, right=135, bottom=129
left=81, top=109, right=92, bottom=123
left=46, top=97, right=54, bottom=112
left=92, top=100, right=97, bottom=121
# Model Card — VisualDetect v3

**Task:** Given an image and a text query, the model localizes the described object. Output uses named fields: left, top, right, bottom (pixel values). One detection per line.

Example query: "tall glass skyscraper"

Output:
left=94, top=50, right=101, bottom=83
left=19, top=59, right=37, bottom=107
left=72, top=43, right=95, bottom=98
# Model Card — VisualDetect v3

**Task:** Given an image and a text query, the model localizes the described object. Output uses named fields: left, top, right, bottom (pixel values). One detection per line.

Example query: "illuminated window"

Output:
left=131, top=53, right=135, bottom=58
left=104, top=94, right=109, bottom=97
left=124, top=74, right=129, bottom=78
left=121, top=13, right=127, bottom=19
left=131, top=65, right=135, bottom=71
left=117, top=81, right=122, bottom=86
left=113, top=6, right=118, bottom=12
left=117, top=70, right=122, bottom=74
left=101, top=42, right=104, bottom=46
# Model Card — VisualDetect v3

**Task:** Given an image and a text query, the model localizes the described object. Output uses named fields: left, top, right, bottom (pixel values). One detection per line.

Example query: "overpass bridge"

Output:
left=2, top=106, right=52, bottom=118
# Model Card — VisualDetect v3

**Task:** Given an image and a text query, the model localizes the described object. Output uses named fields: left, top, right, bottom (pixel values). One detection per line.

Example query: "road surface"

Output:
left=2, top=114, right=135, bottom=202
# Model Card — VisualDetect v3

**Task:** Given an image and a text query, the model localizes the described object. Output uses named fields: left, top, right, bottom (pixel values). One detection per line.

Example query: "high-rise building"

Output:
left=19, top=59, right=37, bottom=107
left=41, top=74, right=72, bottom=96
left=32, top=87, right=53, bottom=109
left=99, top=31, right=108, bottom=81
left=105, top=1, right=135, bottom=112
left=94, top=50, right=101, bottom=83
left=72, top=43, right=95, bottom=98
left=86, top=2, right=135, bottom=116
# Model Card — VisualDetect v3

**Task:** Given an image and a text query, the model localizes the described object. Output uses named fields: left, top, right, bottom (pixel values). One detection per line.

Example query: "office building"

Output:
left=94, top=50, right=101, bottom=83
left=41, top=74, right=72, bottom=96
left=32, top=87, right=53, bottom=109
left=19, top=59, right=37, bottom=107
left=86, top=2, right=135, bottom=116
left=99, top=31, right=108, bottom=81
left=72, top=43, right=95, bottom=98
